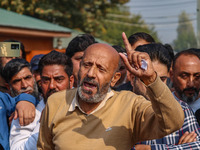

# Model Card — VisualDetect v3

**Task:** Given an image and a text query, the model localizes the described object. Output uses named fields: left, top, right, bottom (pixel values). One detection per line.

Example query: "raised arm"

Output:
left=120, top=32, right=184, bottom=142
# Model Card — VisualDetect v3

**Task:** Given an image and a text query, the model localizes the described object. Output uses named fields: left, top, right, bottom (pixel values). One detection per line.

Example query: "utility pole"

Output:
left=197, top=0, right=200, bottom=47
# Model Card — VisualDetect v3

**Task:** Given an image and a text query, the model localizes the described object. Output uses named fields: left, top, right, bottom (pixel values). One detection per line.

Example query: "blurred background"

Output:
left=0, top=0, right=199, bottom=59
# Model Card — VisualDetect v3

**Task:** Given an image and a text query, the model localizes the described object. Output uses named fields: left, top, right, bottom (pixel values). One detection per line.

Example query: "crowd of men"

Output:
left=0, top=32, right=199, bottom=150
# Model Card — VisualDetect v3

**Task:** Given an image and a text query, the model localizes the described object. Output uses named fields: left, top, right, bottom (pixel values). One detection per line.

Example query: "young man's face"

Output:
left=41, top=65, right=74, bottom=102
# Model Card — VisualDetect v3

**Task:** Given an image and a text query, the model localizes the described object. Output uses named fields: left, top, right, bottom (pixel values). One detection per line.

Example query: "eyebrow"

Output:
left=41, top=75, right=66, bottom=78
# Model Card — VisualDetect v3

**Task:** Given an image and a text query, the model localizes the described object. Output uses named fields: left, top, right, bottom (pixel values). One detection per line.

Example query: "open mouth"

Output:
left=83, top=81, right=97, bottom=90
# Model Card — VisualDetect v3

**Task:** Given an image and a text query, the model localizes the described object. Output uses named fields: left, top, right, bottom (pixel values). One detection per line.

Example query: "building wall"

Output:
left=0, top=35, right=53, bottom=50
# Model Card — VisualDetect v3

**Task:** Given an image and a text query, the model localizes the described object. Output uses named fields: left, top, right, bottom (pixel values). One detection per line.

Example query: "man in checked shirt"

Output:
left=132, top=44, right=200, bottom=150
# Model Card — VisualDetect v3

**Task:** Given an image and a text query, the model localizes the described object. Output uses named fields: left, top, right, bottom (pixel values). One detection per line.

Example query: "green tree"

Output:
left=173, top=11, right=197, bottom=52
left=97, top=4, right=158, bottom=45
left=0, top=0, right=158, bottom=44
left=0, top=0, right=129, bottom=34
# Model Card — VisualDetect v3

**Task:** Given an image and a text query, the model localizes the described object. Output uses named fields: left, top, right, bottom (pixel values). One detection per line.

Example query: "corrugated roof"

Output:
left=0, top=8, right=71, bottom=33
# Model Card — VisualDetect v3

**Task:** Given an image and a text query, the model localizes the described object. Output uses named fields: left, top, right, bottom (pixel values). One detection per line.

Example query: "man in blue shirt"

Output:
left=0, top=92, right=36, bottom=150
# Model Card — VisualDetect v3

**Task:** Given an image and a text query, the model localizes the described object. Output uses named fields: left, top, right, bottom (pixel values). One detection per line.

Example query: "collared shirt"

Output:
left=132, top=98, right=200, bottom=150
left=69, top=89, right=114, bottom=115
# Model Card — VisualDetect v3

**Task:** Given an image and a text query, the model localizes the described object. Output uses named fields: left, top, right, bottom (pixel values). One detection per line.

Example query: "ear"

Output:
left=129, top=74, right=135, bottom=86
left=110, top=72, right=121, bottom=87
left=69, top=75, right=74, bottom=89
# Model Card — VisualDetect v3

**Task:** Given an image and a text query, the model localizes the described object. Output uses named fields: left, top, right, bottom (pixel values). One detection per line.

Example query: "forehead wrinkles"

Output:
left=83, top=51, right=112, bottom=69
left=13, top=68, right=32, bottom=79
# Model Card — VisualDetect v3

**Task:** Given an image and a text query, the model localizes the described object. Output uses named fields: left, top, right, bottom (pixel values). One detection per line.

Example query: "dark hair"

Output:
left=39, top=50, right=73, bottom=77
left=3, top=39, right=26, bottom=60
left=65, top=34, right=97, bottom=58
left=2, top=58, right=31, bottom=83
left=172, top=48, right=200, bottom=69
left=135, top=43, right=174, bottom=71
left=112, top=45, right=126, bottom=53
left=128, top=32, right=155, bottom=46
left=191, top=48, right=200, bottom=54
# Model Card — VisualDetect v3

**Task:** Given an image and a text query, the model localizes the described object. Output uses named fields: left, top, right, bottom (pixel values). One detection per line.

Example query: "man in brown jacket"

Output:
left=37, top=33, right=184, bottom=150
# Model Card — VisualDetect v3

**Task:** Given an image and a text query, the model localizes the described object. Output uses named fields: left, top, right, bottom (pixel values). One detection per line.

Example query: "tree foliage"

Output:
left=1, top=0, right=127, bottom=33
left=173, top=11, right=197, bottom=52
left=0, top=0, right=158, bottom=45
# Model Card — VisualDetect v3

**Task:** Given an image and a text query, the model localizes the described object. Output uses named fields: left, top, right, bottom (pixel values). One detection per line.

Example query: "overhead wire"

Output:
left=122, top=0, right=197, bottom=27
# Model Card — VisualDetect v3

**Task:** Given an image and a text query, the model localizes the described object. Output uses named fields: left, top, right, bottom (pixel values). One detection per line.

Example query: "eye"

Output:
left=55, top=78, right=64, bottom=83
left=160, top=76, right=168, bottom=82
left=41, top=77, right=50, bottom=84
left=180, top=74, right=188, bottom=79
left=12, top=79, right=21, bottom=84
left=24, top=75, right=32, bottom=80
left=98, top=66, right=106, bottom=72
left=194, top=74, right=200, bottom=80
left=83, top=62, right=90, bottom=68
left=75, top=56, right=83, bottom=61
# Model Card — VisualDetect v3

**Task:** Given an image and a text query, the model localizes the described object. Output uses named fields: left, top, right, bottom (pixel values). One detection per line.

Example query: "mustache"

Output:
left=183, top=87, right=198, bottom=93
left=81, top=77, right=99, bottom=88
left=19, top=86, right=33, bottom=93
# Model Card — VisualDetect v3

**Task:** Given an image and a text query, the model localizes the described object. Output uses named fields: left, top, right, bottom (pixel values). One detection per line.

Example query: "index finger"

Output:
left=122, top=32, right=135, bottom=54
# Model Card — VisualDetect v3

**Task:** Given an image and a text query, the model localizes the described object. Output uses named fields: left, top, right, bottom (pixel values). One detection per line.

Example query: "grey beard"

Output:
left=10, top=82, right=40, bottom=100
left=77, top=80, right=111, bottom=104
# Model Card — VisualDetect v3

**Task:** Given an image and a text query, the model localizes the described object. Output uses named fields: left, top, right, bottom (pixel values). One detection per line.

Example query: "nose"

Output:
left=21, top=79, right=28, bottom=88
left=87, top=66, right=96, bottom=78
left=49, top=79, right=56, bottom=90
left=187, top=76, right=195, bottom=87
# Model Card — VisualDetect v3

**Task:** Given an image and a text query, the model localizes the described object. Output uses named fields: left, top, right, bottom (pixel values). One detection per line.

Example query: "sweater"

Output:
left=37, top=77, right=184, bottom=150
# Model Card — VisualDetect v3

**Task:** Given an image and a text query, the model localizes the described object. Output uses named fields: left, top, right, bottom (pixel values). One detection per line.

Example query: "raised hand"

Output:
left=119, top=32, right=156, bottom=85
